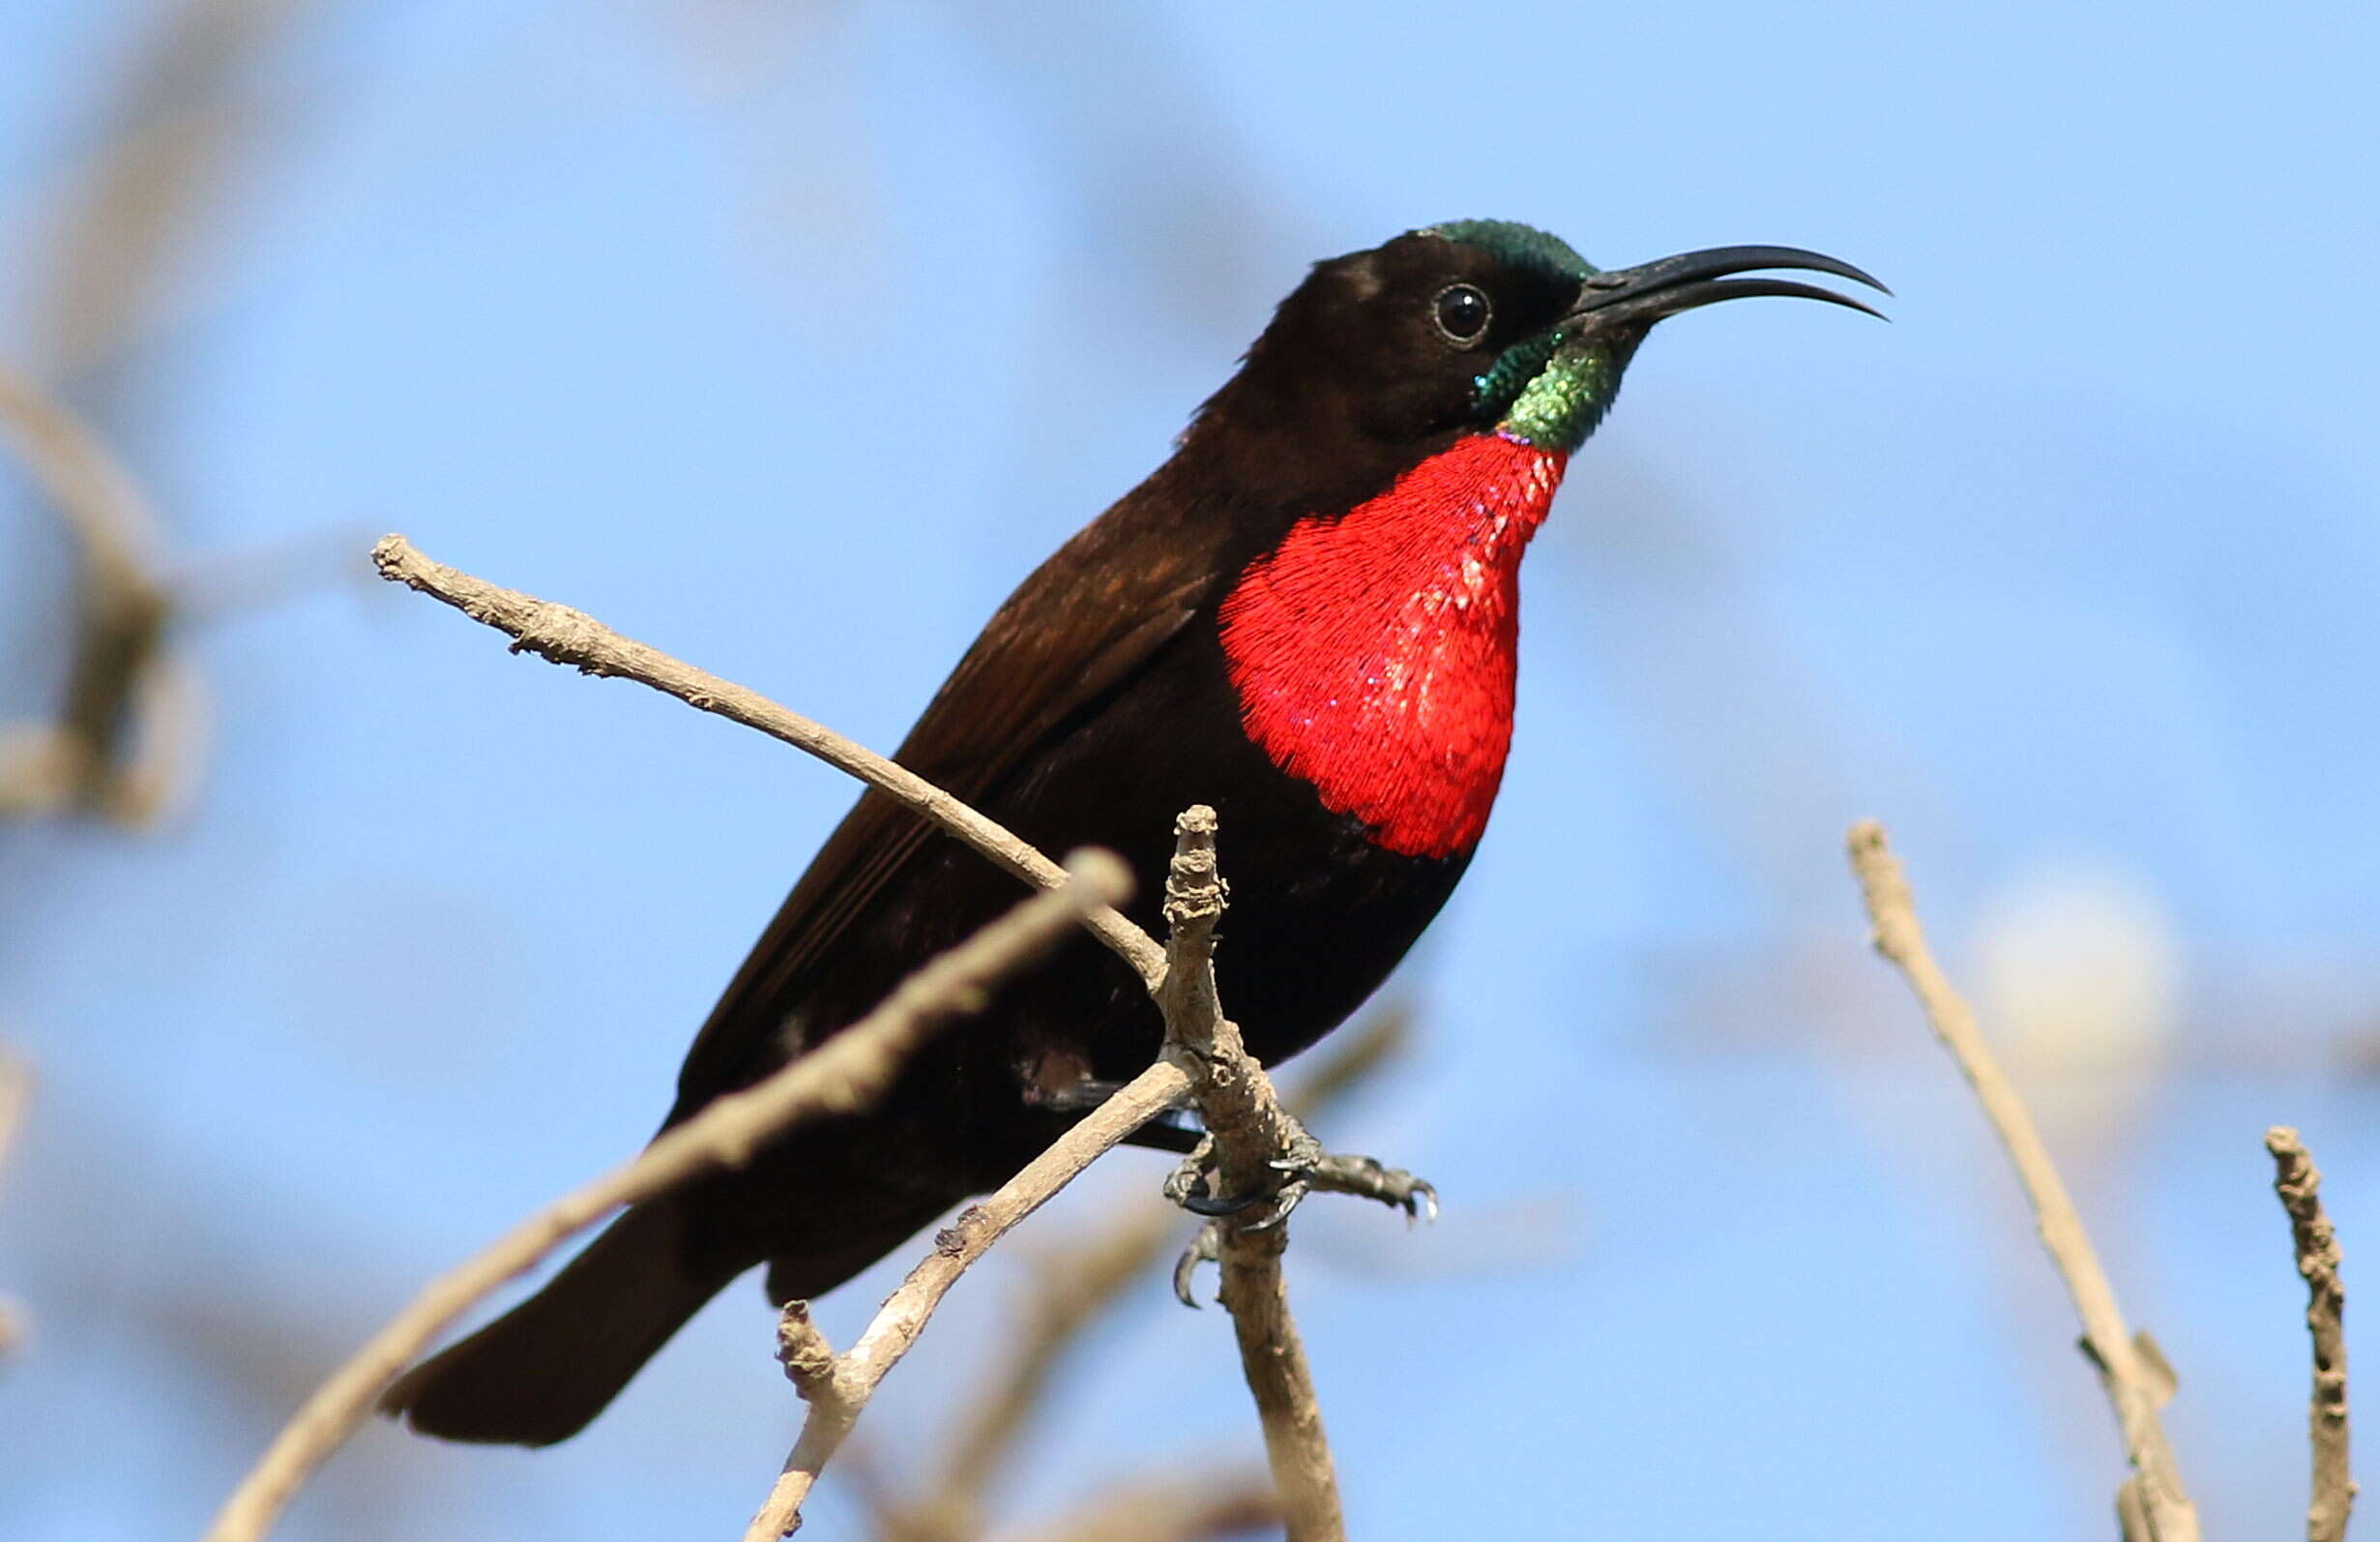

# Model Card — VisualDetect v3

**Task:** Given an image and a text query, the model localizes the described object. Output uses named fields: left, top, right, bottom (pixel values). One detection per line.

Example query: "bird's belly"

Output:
left=990, top=626, right=1478, bottom=1075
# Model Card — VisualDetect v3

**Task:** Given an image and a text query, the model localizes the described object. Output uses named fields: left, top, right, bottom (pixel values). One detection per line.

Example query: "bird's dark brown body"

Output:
left=385, top=221, right=1881, bottom=1444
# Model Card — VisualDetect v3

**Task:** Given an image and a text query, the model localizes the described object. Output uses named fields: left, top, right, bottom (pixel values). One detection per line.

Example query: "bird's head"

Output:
left=1202, top=219, right=1884, bottom=461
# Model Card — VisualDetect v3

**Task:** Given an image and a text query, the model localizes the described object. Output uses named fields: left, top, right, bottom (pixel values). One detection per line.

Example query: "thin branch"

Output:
left=201, top=852, right=1132, bottom=1542
left=1847, top=820, right=2199, bottom=1542
left=1157, top=808, right=1308, bottom=1201
left=2268, top=1126, right=2356, bottom=1542
left=1158, top=807, right=1343, bottom=1542
left=740, top=1056, right=1193, bottom=1541
left=370, top=533, right=1163, bottom=986
left=1211, top=1224, right=1334, bottom=1540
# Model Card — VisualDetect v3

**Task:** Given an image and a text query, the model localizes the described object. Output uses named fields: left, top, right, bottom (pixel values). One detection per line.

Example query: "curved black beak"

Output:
left=1569, top=245, right=1890, bottom=328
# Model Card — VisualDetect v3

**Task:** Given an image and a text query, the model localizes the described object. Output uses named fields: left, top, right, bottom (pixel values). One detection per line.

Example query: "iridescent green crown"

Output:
left=1421, top=220, right=1597, bottom=282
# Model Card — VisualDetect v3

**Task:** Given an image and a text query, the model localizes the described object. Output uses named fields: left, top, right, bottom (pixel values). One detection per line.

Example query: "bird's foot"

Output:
left=1162, top=1130, right=1319, bottom=1227
left=1301, top=1150, right=1440, bottom=1223
left=1163, top=1126, right=1437, bottom=1305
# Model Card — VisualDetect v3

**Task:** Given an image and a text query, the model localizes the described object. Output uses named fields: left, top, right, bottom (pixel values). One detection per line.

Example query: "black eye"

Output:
left=1432, top=282, right=1492, bottom=344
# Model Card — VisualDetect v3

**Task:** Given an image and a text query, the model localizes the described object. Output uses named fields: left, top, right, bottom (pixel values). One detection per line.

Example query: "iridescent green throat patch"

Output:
left=1495, top=340, right=1618, bottom=450
left=1422, top=221, right=1615, bottom=451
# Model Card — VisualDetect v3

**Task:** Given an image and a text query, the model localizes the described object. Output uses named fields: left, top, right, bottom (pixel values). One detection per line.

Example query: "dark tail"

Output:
left=380, top=1195, right=747, bottom=1446
left=382, top=1161, right=978, bottom=1444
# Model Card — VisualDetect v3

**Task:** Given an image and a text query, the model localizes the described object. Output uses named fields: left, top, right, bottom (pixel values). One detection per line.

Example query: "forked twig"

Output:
left=1847, top=820, right=2198, bottom=1542
left=1155, top=808, right=1342, bottom=1542
left=740, top=1058, right=1191, bottom=1540
left=886, top=1010, right=1408, bottom=1542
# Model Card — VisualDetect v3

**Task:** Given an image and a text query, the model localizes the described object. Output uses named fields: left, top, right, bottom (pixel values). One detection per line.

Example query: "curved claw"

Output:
left=1171, top=1221, right=1224, bottom=1308
left=1238, top=1179, right=1310, bottom=1233
left=1177, top=1186, right=1267, bottom=1218
left=1404, top=1179, right=1440, bottom=1226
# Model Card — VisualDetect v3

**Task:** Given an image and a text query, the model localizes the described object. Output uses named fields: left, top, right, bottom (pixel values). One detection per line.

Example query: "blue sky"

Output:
left=5, top=2, right=2379, bottom=1537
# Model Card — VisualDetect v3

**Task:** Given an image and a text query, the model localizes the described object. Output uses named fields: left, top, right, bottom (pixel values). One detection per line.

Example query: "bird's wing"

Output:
left=664, top=508, right=1219, bottom=1122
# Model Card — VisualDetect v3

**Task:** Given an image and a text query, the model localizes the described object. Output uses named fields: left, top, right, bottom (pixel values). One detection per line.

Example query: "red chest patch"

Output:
left=1217, top=432, right=1567, bottom=858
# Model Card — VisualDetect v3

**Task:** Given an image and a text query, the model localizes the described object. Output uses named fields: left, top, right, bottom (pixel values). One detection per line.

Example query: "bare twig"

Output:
left=1157, top=808, right=1342, bottom=1542
left=1210, top=1224, right=1335, bottom=1540
left=0, top=367, right=186, bottom=824
left=201, top=853, right=1131, bottom=1542
left=1157, top=808, right=1309, bottom=1202
left=1847, top=820, right=2199, bottom=1542
left=740, top=1057, right=1193, bottom=1541
left=2269, top=1126, right=2356, bottom=1542
left=775, top=1300, right=843, bottom=1411
left=371, top=533, right=1163, bottom=986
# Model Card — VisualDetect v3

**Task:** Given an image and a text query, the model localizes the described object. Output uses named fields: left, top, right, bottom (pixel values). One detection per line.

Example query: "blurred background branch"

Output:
left=31, top=0, right=314, bottom=394
left=0, top=366, right=191, bottom=825
left=0, top=1052, right=30, bottom=1362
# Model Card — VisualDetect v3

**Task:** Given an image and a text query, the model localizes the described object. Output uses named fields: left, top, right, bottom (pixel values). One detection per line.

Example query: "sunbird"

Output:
left=386, top=220, right=1881, bottom=1444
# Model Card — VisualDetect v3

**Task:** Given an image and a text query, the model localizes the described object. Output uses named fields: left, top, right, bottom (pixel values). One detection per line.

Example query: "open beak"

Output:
left=1567, top=245, right=1890, bottom=329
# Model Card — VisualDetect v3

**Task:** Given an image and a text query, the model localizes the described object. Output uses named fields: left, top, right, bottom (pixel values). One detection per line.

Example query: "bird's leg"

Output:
left=1161, top=1113, right=1438, bottom=1303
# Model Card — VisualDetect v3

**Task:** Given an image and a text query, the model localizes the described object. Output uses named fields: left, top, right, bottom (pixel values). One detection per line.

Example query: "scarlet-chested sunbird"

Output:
left=385, top=221, right=1882, bottom=1445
